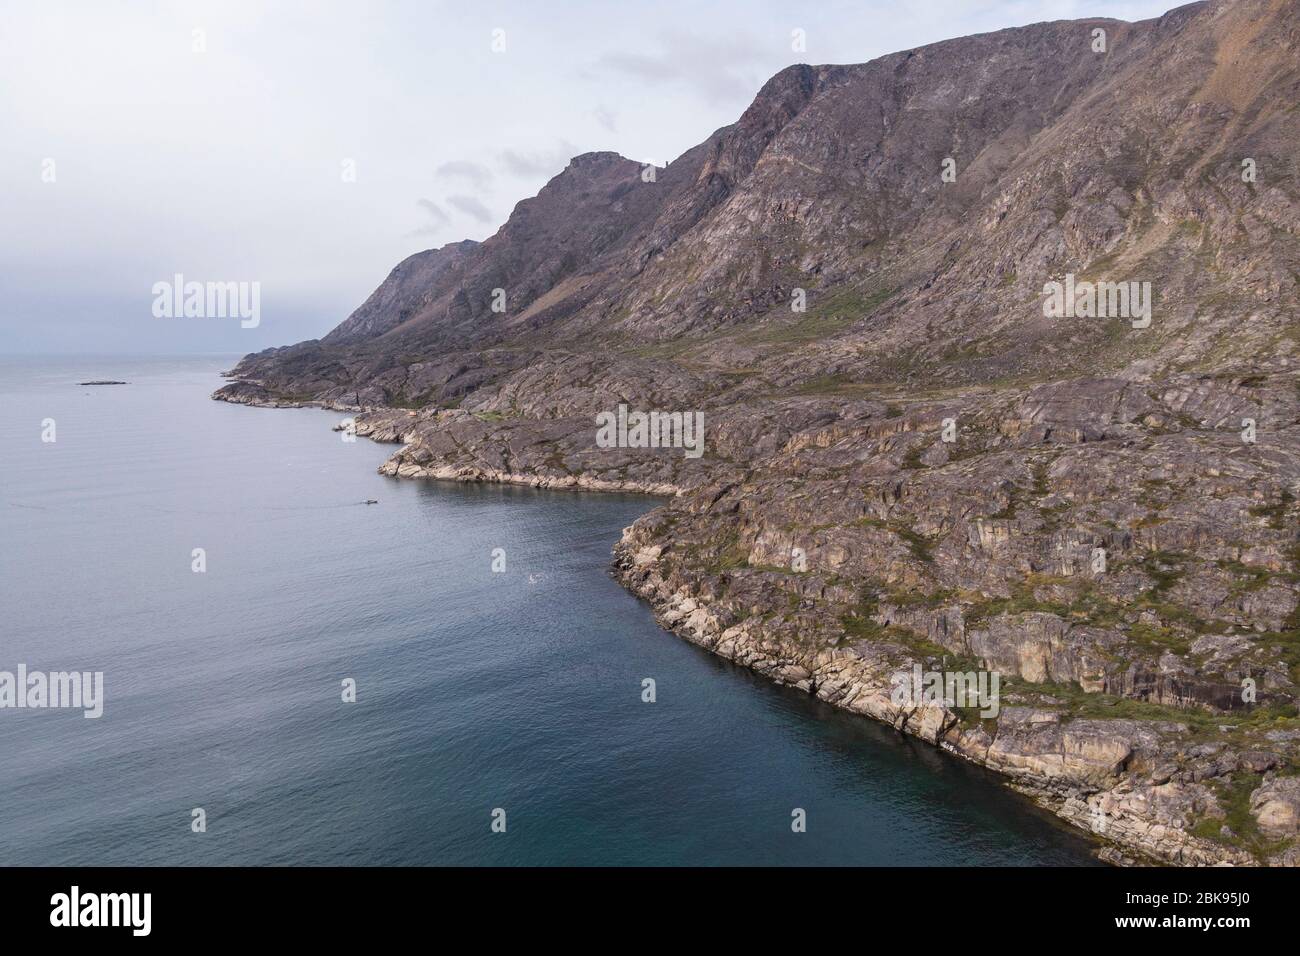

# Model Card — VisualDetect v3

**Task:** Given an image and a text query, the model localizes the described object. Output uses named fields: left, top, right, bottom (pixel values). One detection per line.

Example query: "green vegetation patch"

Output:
left=737, top=286, right=897, bottom=348
left=1189, top=773, right=1294, bottom=858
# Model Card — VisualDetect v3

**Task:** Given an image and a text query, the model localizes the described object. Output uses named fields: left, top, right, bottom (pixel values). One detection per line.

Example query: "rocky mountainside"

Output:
left=217, top=0, right=1300, bottom=865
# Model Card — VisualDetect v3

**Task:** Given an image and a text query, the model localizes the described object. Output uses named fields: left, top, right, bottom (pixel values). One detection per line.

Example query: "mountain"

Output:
left=217, top=0, right=1300, bottom=866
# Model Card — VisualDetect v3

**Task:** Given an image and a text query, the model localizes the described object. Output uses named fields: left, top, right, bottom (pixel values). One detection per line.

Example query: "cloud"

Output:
left=436, top=160, right=493, bottom=188
left=497, top=140, right=581, bottom=178
left=447, top=194, right=493, bottom=224
left=586, top=30, right=771, bottom=105
left=409, top=198, right=449, bottom=236
left=593, top=105, right=618, bottom=132
left=411, top=194, right=493, bottom=235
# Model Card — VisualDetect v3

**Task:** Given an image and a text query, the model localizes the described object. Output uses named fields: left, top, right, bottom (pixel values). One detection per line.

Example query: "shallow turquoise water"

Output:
left=0, top=357, right=1099, bottom=865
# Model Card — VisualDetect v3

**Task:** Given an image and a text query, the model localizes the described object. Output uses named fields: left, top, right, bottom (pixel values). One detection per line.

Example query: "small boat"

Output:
left=364, top=499, right=379, bottom=505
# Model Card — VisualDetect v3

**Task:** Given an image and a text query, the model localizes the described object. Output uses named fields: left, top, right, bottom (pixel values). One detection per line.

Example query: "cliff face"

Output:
left=217, top=0, right=1300, bottom=865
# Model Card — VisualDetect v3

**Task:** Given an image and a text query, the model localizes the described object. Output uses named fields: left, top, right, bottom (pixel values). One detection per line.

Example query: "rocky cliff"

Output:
left=217, top=0, right=1300, bottom=865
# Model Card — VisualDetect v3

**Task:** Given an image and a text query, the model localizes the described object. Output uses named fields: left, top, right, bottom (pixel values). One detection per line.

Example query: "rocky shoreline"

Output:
left=214, top=386, right=1300, bottom=866
left=611, top=530, right=1263, bottom=867
left=375, top=455, right=681, bottom=497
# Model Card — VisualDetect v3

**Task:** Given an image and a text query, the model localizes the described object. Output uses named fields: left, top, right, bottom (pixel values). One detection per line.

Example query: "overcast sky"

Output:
left=0, top=0, right=1179, bottom=354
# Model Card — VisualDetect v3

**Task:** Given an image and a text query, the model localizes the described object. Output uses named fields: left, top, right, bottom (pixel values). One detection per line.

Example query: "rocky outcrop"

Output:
left=612, top=528, right=1295, bottom=866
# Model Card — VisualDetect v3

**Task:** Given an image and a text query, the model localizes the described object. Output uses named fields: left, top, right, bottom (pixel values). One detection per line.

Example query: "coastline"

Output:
left=214, top=386, right=1276, bottom=867
left=610, top=529, right=1252, bottom=867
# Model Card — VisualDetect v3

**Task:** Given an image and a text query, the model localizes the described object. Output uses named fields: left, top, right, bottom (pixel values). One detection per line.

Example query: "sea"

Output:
left=0, top=356, right=1099, bottom=865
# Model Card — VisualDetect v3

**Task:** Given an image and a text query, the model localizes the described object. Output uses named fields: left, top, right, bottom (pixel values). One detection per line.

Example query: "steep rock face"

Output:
left=225, top=0, right=1298, bottom=408
left=324, top=239, right=480, bottom=345
left=216, top=0, right=1300, bottom=865
left=610, top=18, right=1156, bottom=340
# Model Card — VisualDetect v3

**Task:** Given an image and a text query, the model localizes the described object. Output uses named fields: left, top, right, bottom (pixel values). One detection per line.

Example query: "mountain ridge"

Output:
left=217, top=0, right=1300, bottom=866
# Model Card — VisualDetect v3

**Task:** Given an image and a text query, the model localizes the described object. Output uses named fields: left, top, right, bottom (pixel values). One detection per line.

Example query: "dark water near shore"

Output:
left=0, top=356, right=1100, bottom=865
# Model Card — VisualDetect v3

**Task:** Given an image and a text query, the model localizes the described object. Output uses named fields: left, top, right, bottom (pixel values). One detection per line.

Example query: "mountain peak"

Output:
left=565, top=150, right=636, bottom=169
left=228, top=0, right=1298, bottom=395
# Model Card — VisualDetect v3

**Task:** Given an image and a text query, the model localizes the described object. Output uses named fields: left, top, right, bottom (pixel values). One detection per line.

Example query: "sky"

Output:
left=0, top=0, right=1181, bottom=354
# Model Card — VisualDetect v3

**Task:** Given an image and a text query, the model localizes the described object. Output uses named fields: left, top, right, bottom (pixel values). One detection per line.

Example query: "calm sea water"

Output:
left=0, top=356, right=1099, bottom=866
